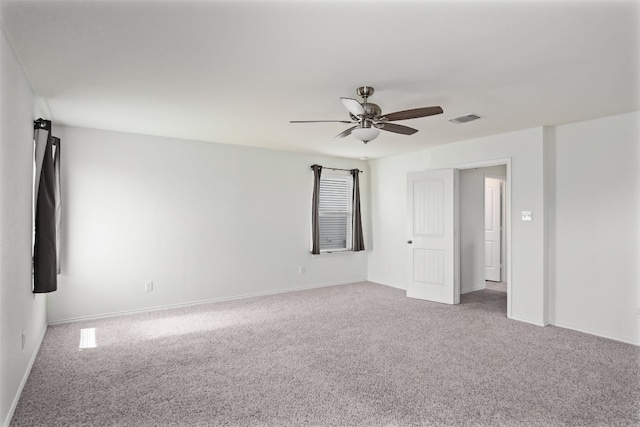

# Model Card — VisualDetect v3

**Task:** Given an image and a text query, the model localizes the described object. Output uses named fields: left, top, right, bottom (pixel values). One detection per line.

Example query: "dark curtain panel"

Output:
left=311, top=164, right=322, bottom=254
left=351, top=169, right=365, bottom=251
left=53, top=137, right=62, bottom=274
left=33, top=119, right=60, bottom=293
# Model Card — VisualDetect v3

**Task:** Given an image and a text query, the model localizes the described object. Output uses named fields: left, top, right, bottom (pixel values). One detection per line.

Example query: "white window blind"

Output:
left=318, top=173, right=352, bottom=251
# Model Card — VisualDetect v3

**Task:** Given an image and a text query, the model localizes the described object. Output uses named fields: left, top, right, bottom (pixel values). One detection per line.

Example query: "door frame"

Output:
left=456, top=158, right=512, bottom=319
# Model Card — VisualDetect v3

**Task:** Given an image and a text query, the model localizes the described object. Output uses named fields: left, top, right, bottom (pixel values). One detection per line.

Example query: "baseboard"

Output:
left=2, top=323, right=48, bottom=427
left=48, top=279, right=366, bottom=325
left=550, top=321, right=639, bottom=347
left=367, top=280, right=406, bottom=291
left=508, top=315, right=547, bottom=327
left=460, top=285, right=486, bottom=295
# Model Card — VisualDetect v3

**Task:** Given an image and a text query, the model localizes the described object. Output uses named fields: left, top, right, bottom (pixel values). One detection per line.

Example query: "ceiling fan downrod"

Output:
left=356, top=86, right=374, bottom=103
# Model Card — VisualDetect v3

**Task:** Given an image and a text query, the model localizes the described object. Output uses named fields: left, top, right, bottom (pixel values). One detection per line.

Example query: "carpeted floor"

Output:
left=485, top=280, right=507, bottom=292
left=11, top=282, right=640, bottom=426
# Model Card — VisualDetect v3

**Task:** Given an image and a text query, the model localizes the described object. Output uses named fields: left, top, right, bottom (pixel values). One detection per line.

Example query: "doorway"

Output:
left=405, top=160, right=512, bottom=317
left=459, top=162, right=510, bottom=315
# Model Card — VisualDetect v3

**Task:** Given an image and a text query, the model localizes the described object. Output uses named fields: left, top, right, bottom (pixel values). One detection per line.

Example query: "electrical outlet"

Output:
left=21, top=331, right=26, bottom=349
left=298, top=266, right=305, bottom=274
left=636, top=308, right=640, bottom=318
left=144, top=281, right=153, bottom=292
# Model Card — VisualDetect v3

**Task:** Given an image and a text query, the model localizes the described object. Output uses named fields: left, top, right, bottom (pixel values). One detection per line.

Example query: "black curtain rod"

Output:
left=34, top=118, right=51, bottom=130
left=310, top=165, right=363, bottom=173
left=34, top=119, right=59, bottom=146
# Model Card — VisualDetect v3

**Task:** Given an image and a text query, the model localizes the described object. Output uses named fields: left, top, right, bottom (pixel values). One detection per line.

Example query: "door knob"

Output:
left=407, top=240, right=413, bottom=244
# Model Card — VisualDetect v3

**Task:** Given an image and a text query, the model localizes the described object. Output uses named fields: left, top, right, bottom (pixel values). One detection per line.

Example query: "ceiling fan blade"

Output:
left=377, top=122, right=419, bottom=135
left=382, top=106, right=443, bottom=122
left=290, top=120, right=353, bottom=123
left=334, top=126, right=357, bottom=139
left=340, top=97, right=365, bottom=116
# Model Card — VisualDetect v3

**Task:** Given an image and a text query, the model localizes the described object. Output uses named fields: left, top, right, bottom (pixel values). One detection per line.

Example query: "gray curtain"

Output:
left=33, top=119, right=61, bottom=293
left=311, top=164, right=322, bottom=254
left=351, top=169, right=365, bottom=251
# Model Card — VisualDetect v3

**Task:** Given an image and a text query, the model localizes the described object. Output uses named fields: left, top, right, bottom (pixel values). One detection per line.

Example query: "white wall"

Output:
left=0, top=30, right=47, bottom=426
left=368, top=127, right=546, bottom=325
left=459, top=169, right=485, bottom=294
left=369, top=115, right=640, bottom=344
left=549, top=111, right=639, bottom=344
left=482, top=165, right=507, bottom=177
left=366, top=150, right=431, bottom=289
left=51, top=111, right=637, bottom=340
left=48, top=126, right=368, bottom=322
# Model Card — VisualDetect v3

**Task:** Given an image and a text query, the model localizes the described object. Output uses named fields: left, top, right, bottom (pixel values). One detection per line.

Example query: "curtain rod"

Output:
left=310, top=165, right=363, bottom=173
left=34, top=119, right=59, bottom=145
left=34, top=118, right=51, bottom=130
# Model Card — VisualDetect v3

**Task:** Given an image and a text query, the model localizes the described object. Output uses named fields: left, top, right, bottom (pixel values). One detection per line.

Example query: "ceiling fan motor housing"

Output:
left=350, top=103, right=382, bottom=123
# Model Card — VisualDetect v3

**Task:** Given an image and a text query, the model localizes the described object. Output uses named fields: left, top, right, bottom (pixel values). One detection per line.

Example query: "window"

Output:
left=310, top=164, right=364, bottom=255
left=318, top=172, right=353, bottom=252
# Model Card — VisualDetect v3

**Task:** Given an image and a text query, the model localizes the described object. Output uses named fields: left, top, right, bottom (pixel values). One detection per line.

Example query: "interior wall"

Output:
left=0, top=30, right=47, bottom=426
left=367, top=149, right=431, bottom=288
left=459, top=169, right=485, bottom=294
left=47, top=125, right=368, bottom=323
left=550, top=111, right=639, bottom=344
left=482, top=165, right=507, bottom=177
left=369, top=127, right=546, bottom=325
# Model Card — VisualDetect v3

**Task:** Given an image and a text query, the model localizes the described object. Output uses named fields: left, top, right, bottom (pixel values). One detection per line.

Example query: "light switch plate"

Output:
left=522, top=211, right=532, bottom=221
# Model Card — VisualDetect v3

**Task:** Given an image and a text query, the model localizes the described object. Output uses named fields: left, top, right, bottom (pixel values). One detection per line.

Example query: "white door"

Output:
left=484, top=177, right=502, bottom=281
left=407, top=169, right=459, bottom=304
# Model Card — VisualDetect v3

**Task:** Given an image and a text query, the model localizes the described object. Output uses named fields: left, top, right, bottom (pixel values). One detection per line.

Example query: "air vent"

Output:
left=449, top=114, right=483, bottom=124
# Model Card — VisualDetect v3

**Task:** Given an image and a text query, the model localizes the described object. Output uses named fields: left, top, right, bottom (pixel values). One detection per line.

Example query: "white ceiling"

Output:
left=1, top=0, right=638, bottom=159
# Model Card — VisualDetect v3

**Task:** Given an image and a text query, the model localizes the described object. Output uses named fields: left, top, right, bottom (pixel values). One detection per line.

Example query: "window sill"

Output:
left=312, top=250, right=362, bottom=257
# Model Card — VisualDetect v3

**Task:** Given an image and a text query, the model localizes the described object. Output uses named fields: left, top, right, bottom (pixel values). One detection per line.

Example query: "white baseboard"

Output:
left=48, top=279, right=366, bottom=325
left=367, top=280, right=406, bottom=291
left=460, top=286, right=486, bottom=295
left=508, top=315, right=547, bottom=327
left=550, top=321, right=639, bottom=346
left=3, top=323, right=48, bottom=427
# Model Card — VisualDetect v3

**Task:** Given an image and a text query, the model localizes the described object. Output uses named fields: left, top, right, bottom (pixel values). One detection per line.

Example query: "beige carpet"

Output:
left=11, top=282, right=640, bottom=426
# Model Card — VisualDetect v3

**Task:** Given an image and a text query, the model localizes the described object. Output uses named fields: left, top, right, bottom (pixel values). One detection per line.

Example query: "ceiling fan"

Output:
left=290, top=86, right=443, bottom=144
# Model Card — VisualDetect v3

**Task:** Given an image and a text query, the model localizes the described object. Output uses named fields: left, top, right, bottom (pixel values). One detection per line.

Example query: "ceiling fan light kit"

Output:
left=351, top=127, right=380, bottom=144
left=290, top=86, right=443, bottom=144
